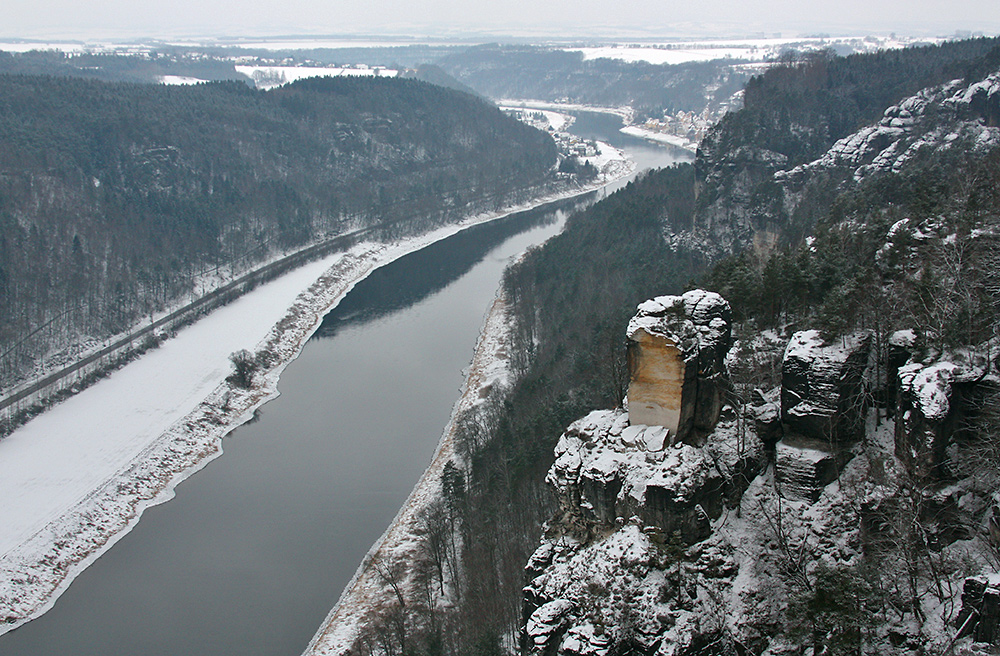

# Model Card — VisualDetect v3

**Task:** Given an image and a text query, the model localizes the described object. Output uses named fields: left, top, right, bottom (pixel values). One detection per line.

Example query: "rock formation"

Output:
left=546, top=410, right=731, bottom=544
left=895, top=353, right=989, bottom=481
left=775, top=436, right=853, bottom=502
left=626, top=289, right=732, bottom=445
left=781, top=329, right=872, bottom=443
left=958, top=575, right=1000, bottom=645
left=775, top=330, right=871, bottom=501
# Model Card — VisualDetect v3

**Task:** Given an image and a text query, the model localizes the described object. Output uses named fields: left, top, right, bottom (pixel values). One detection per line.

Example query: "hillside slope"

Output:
left=0, top=74, right=557, bottom=391
left=518, top=41, right=1000, bottom=656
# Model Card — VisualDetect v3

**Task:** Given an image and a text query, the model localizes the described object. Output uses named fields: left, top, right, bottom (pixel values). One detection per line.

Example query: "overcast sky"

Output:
left=6, top=0, right=1000, bottom=41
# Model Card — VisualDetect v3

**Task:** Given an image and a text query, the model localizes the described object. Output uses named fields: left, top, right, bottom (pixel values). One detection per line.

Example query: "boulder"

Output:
left=750, top=387, right=782, bottom=446
left=775, top=436, right=853, bottom=502
left=781, top=330, right=872, bottom=443
left=626, top=290, right=732, bottom=445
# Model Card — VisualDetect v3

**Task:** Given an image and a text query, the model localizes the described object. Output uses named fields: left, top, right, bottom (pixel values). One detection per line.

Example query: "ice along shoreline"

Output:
left=0, top=150, right=635, bottom=637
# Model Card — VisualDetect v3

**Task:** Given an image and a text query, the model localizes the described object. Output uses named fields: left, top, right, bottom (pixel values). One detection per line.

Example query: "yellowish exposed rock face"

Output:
left=627, top=330, right=685, bottom=435
left=623, top=290, right=732, bottom=446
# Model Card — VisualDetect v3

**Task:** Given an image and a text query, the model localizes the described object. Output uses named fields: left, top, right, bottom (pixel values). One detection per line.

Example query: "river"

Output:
left=0, top=112, right=690, bottom=656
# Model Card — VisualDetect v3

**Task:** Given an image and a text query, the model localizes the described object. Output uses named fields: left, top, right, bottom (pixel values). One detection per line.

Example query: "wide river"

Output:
left=0, top=112, right=690, bottom=655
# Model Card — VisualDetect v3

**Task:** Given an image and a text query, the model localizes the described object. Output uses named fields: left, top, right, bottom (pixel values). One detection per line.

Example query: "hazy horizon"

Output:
left=5, top=0, right=999, bottom=43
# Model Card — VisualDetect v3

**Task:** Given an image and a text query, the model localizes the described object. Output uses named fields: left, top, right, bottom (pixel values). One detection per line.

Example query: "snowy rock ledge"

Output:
left=548, top=410, right=726, bottom=543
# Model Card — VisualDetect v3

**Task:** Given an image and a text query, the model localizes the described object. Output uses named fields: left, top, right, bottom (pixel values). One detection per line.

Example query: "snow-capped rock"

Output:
left=526, top=599, right=576, bottom=654
left=781, top=329, right=872, bottom=443
left=894, top=352, right=990, bottom=481
left=547, top=410, right=729, bottom=542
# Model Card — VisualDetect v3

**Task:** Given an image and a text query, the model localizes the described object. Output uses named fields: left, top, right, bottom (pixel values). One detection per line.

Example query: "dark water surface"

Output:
left=0, top=120, right=690, bottom=656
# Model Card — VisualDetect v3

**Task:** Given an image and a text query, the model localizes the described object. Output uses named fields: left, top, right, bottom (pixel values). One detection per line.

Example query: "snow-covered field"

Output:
left=0, top=41, right=89, bottom=52
left=539, top=110, right=572, bottom=132
left=0, top=151, right=633, bottom=637
left=574, top=45, right=759, bottom=65
left=202, top=38, right=463, bottom=50
left=159, top=74, right=206, bottom=85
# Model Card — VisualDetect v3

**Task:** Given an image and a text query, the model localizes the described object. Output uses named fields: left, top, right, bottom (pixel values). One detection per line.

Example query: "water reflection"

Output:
left=316, top=198, right=587, bottom=337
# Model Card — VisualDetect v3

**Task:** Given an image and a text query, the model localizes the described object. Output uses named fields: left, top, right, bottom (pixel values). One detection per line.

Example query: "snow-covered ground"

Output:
left=574, top=45, right=759, bottom=65
left=501, top=100, right=706, bottom=152
left=0, top=41, right=90, bottom=52
left=566, top=35, right=930, bottom=66
left=620, top=125, right=696, bottom=151
left=235, top=65, right=398, bottom=89
left=0, top=151, right=634, bottom=637
left=539, top=110, right=573, bottom=132
left=159, top=74, right=206, bottom=85
left=198, top=38, right=464, bottom=50
left=497, top=98, right=633, bottom=122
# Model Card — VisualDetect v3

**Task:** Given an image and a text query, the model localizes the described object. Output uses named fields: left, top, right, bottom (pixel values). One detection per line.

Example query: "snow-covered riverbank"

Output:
left=497, top=98, right=633, bottom=122
left=304, top=290, right=516, bottom=656
left=0, top=158, right=634, bottom=637
left=619, top=125, right=698, bottom=152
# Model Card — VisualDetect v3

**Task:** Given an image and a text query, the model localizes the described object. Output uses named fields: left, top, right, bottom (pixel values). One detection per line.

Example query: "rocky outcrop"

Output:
left=626, top=290, right=732, bottom=445
left=526, top=599, right=576, bottom=656
left=781, top=329, right=872, bottom=443
left=536, top=402, right=768, bottom=656
left=522, top=522, right=742, bottom=656
left=775, top=436, right=853, bottom=502
left=894, top=354, right=990, bottom=481
left=776, top=72, right=1000, bottom=184
left=957, top=575, right=1000, bottom=645
left=547, top=410, right=730, bottom=544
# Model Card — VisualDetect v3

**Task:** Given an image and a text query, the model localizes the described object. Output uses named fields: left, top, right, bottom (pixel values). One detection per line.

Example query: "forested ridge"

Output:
left=436, top=45, right=748, bottom=120
left=0, top=73, right=557, bottom=389
left=341, top=38, right=1000, bottom=656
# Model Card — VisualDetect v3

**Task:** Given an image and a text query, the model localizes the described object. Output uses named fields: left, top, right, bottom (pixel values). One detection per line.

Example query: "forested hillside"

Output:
left=436, top=45, right=748, bottom=120
left=0, top=49, right=247, bottom=84
left=694, top=36, right=1000, bottom=255
left=0, top=74, right=557, bottom=389
left=344, top=37, right=1000, bottom=656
